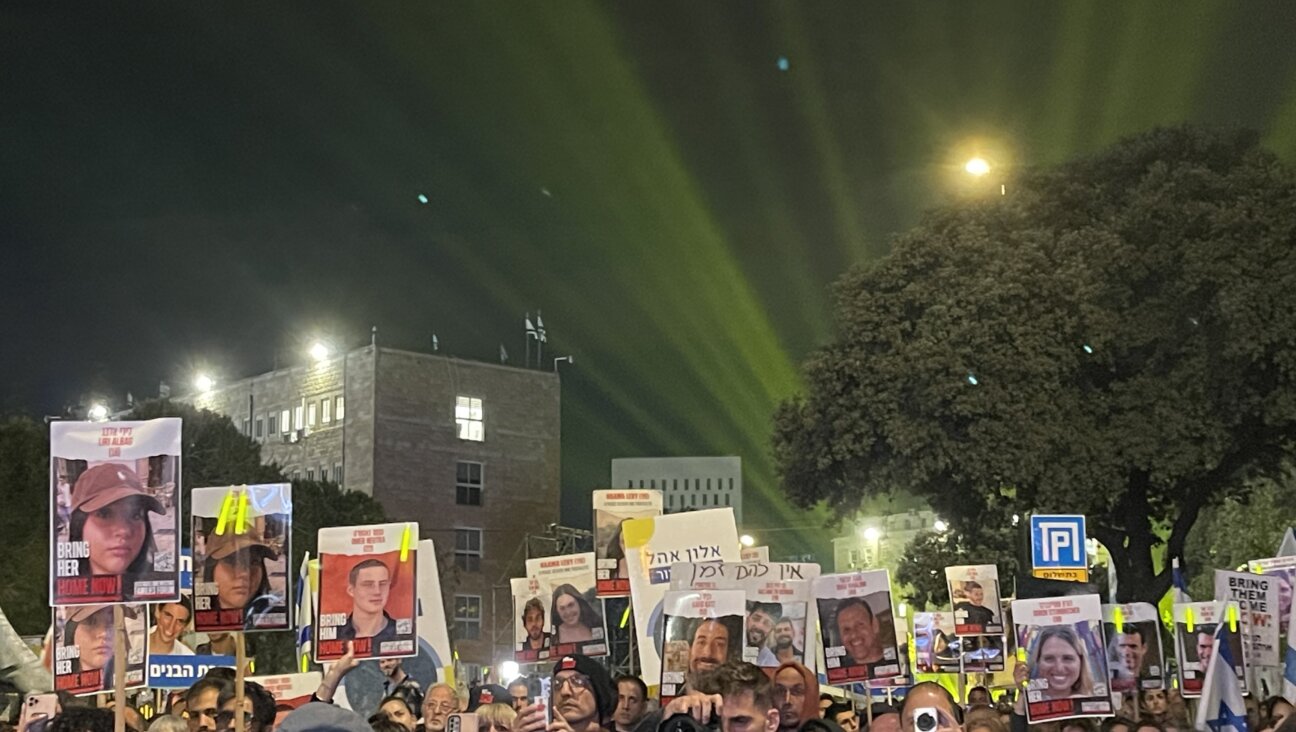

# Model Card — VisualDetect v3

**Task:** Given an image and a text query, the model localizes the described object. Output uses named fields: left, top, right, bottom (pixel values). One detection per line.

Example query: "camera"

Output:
left=913, top=707, right=939, bottom=732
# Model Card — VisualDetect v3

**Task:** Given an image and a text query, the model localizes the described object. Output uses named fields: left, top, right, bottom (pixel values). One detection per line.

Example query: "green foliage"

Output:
left=896, top=526, right=1021, bottom=609
left=774, top=126, right=1296, bottom=602
left=1183, top=465, right=1296, bottom=599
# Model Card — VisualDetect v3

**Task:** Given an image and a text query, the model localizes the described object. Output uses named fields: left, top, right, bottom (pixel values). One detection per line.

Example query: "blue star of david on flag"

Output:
left=1195, top=607, right=1248, bottom=732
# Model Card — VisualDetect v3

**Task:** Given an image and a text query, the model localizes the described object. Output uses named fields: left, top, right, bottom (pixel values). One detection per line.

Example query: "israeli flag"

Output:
left=1196, top=613, right=1248, bottom=732
left=295, top=551, right=313, bottom=672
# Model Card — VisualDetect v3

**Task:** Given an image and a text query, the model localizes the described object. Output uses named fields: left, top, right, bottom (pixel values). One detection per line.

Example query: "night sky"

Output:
left=5, top=2, right=1296, bottom=556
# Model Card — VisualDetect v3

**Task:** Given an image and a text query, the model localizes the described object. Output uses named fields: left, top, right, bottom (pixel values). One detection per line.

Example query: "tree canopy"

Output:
left=774, top=126, right=1296, bottom=602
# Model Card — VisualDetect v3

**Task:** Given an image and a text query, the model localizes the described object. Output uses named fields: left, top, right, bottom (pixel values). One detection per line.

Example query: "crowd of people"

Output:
left=12, top=649, right=1296, bottom=732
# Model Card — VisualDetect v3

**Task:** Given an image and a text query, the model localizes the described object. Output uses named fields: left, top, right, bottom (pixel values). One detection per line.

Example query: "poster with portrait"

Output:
left=50, top=419, right=182, bottom=605
left=670, top=560, right=820, bottom=672
left=593, top=490, right=663, bottom=596
left=316, top=522, right=418, bottom=662
left=191, top=484, right=292, bottom=633
left=1248, top=556, right=1296, bottom=632
left=524, top=552, right=607, bottom=658
left=813, top=570, right=902, bottom=684
left=512, top=576, right=553, bottom=664
left=52, top=604, right=148, bottom=696
left=659, top=589, right=745, bottom=706
left=1215, top=570, right=1280, bottom=667
left=624, top=508, right=741, bottom=684
left=945, top=565, right=1004, bottom=636
left=1101, top=602, right=1164, bottom=692
left=912, top=612, right=1006, bottom=674
left=1012, top=595, right=1112, bottom=723
left=1174, top=600, right=1246, bottom=697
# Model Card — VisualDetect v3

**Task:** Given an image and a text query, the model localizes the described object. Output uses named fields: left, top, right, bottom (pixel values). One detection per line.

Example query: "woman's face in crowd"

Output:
left=1038, top=636, right=1081, bottom=692
left=74, top=610, right=114, bottom=670
left=214, top=550, right=263, bottom=609
left=84, top=497, right=148, bottom=575
left=557, top=593, right=581, bottom=626
left=1143, top=690, right=1168, bottom=714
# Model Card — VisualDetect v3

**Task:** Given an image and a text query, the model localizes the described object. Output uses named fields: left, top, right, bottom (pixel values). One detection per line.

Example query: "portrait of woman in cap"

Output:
left=200, top=522, right=283, bottom=628
left=66, top=463, right=165, bottom=580
left=63, top=605, right=117, bottom=675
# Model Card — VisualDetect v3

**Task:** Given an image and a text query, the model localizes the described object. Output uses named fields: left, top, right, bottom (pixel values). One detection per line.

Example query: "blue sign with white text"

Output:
left=1030, top=515, right=1087, bottom=569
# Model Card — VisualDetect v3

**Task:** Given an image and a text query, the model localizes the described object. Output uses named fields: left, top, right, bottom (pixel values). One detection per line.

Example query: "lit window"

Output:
left=455, top=528, right=482, bottom=572
left=280, top=410, right=290, bottom=434
left=456, top=462, right=483, bottom=506
left=322, top=398, right=331, bottom=424
left=335, top=396, right=345, bottom=420
left=294, top=406, right=304, bottom=430
left=455, top=396, right=484, bottom=441
left=307, top=402, right=317, bottom=427
left=453, top=595, right=482, bottom=640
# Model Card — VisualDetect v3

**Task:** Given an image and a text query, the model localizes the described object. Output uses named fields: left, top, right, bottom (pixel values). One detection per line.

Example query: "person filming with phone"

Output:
left=901, top=682, right=964, bottom=732
left=512, top=655, right=616, bottom=732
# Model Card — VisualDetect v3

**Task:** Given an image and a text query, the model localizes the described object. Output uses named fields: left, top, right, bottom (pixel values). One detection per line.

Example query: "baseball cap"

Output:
left=66, top=605, right=113, bottom=624
left=278, top=702, right=371, bottom=732
left=205, top=524, right=277, bottom=562
left=71, top=463, right=164, bottom=515
left=552, top=655, right=616, bottom=721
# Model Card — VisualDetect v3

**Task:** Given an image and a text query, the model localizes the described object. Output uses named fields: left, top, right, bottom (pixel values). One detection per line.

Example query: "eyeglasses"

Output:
left=554, top=674, right=593, bottom=693
left=426, top=701, right=457, bottom=714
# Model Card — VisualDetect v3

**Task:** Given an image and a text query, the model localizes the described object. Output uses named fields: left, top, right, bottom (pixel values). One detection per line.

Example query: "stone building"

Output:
left=188, top=344, right=561, bottom=671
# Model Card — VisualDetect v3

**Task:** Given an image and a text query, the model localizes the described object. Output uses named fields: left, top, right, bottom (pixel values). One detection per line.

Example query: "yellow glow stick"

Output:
left=1228, top=604, right=1239, bottom=632
left=400, top=524, right=412, bottom=562
left=1114, top=606, right=1125, bottom=633
left=1186, top=607, right=1195, bottom=633
left=235, top=489, right=249, bottom=534
left=620, top=606, right=631, bottom=629
left=215, top=490, right=236, bottom=535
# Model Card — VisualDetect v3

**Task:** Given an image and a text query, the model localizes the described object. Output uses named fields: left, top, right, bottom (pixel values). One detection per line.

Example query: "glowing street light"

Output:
left=500, top=660, right=520, bottom=682
left=739, top=534, right=756, bottom=547
left=309, top=342, right=331, bottom=362
left=861, top=526, right=881, bottom=542
left=194, top=374, right=214, bottom=393
left=965, top=157, right=991, bottom=177
left=933, top=519, right=949, bottom=533
left=87, top=404, right=109, bottom=422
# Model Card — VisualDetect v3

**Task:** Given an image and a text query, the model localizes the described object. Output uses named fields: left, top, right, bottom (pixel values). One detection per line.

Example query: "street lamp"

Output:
left=965, top=157, right=991, bottom=177
left=194, top=374, right=214, bottom=393
left=309, top=342, right=331, bottom=362
left=739, top=534, right=755, bottom=547
left=87, top=404, right=109, bottom=422
left=934, top=519, right=949, bottom=533
left=500, top=660, right=520, bottom=682
left=861, top=526, right=881, bottom=542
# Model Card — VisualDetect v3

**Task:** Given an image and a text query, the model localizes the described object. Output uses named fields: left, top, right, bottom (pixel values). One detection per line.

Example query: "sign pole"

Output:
left=235, top=631, right=247, bottom=732
left=113, top=604, right=126, bottom=732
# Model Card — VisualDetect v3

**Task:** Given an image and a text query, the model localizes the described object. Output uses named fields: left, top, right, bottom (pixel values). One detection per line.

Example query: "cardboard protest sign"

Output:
left=512, top=577, right=554, bottom=664
left=316, top=522, right=418, bottom=662
left=50, top=419, right=182, bottom=605
left=191, top=484, right=292, bottom=633
left=624, top=508, right=741, bottom=684
left=524, top=552, right=607, bottom=658
left=740, top=546, right=770, bottom=562
left=1012, top=595, right=1112, bottom=723
left=250, top=672, right=322, bottom=727
left=1101, top=603, right=1164, bottom=692
left=53, top=604, right=147, bottom=696
left=946, top=565, right=1004, bottom=636
left=593, top=490, right=662, bottom=596
left=1215, top=569, right=1280, bottom=667
left=1247, top=556, right=1296, bottom=631
left=813, top=570, right=902, bottom=684
left=146, top=548, right=237, bottom=688
left=1174, top=601, right=1246, bottom=697
left=670, top=560, right=820, bottom=672
left=912, top=612, right=1006, bottom=673
left=659, top=590, right=745, bottom=705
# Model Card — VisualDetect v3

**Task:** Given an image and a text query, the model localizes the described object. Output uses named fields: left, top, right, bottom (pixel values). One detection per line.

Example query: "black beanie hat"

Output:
left=552, top=654, right=616, bottom=721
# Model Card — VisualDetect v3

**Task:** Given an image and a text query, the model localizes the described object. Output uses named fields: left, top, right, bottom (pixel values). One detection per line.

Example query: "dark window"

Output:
left=455, top=528, right=482, bottom=572
left=453, top=595, right=482, bottom=640
left=456, top=461, right=483, bottom=506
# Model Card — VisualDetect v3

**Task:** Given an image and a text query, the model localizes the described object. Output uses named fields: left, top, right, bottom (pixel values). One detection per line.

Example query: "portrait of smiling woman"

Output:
left=1029, top=625, right=1096, bottom=699
left=551, top=583, right=604, bottom=644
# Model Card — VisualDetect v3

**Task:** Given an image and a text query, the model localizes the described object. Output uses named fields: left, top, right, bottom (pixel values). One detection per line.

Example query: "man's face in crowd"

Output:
left=690, top=619, right=730, bottom=674
left=747, top=609, right=775, bottom=647
left=187, top=687, right=220, bottom=732
left=510, top=682, right=531, bottom=711
left=554, top=670, right=598, bottom=727
left=967, top=688, right=990, bottom=707
left=836, top=603, right=880, bottom=663
left=380, top=658, right=402, bottom=677
left=525, top=607, right=546, bottom=642
left=819, top=698, right=833, bottom=718
left=772, top=619, right=795, bottom=649
left=901, top=686, right=960, bottom=732
left=614, top=679, right=647, bottom=728
left=154, top=602, right=191, bottom=643
left=381, top=699, right=417, bottom=731
left=1197, top=632, right=1215, bottom=668
left=722, top=690, right=778, bottom=732
left=216, top=696, right=257, bottom=732
left=833, top=708, right=859, bottom=732
left=424, top=687, right=459, bottom=732
left=1118, top=632, right=1147, bottom=675
left=773, top=667, right=806, bottom=731
left=349, top=565, right=392, bottom=615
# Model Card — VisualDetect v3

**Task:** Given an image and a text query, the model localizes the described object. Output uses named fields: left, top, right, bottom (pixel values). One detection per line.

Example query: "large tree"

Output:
left=774, top=126, right=1296, bottom=603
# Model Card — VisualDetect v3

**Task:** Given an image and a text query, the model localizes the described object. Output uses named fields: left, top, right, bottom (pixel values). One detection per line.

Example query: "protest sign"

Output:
left=250, top=672, right=322, bottom=727
left=912, top=612, right=1005, bottom=673
left=191, top=484, right=292, bottom=633
left=524, top=552, right=607, bottom=658
left=593, top=490, right=662, bottom=596
left=1247, top=556, right=1296, bottom=631
left=50, top=419, right=182, bottom=605
left=623, top=508, right=741, bottom=684
left=1174, top=601, right=1247, bottom=697
left=1012, top=594, right=1112, bottom=723
left=512, top=577, right=554, bottom=664
left=1215, top=570, right=1280, bottom=667
left=659, top=590, right=745, bottom=705
left=1101, top=602, right=1164, bottom=692
left=740, top=546, right=770, bottom=562
left=53, top=604, right=147, bottom=696
left=146, top=549, right=237, bottom=687
left=670, top=560, right=820, bottom=672
left=316, top=522, right=418, bottom=662
left=813, top=570, right=902, bottom=684
left=945, top=565, right=1004, bottom=636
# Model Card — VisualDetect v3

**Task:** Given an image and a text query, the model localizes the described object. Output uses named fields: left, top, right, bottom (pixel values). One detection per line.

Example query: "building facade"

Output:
left=610, top=456, right=743, bottom=523
left=832, top=508, right=939, bottom=575
left=188, top=345, right=561, bottom=669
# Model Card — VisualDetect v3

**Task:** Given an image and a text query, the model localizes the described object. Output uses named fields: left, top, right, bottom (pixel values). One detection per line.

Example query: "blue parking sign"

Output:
left=1030, top=515, right=1086, bottom=569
